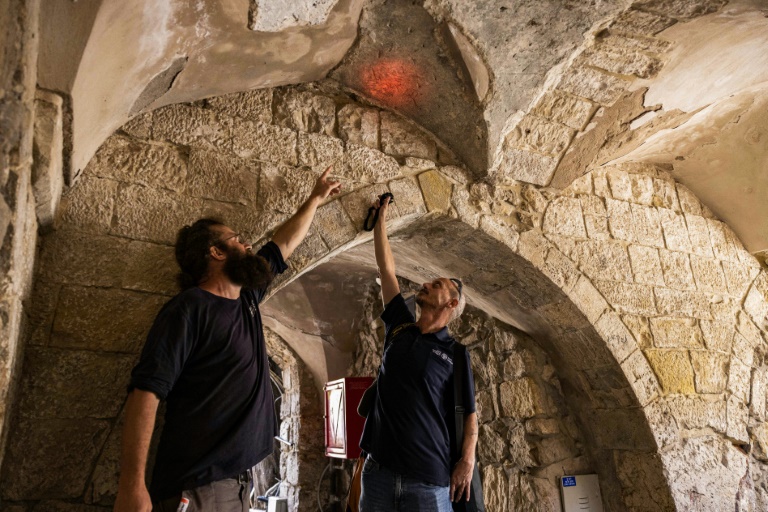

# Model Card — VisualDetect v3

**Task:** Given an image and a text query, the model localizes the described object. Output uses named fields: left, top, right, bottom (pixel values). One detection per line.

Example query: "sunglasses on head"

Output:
left=449, top=278, right=463, bottom=299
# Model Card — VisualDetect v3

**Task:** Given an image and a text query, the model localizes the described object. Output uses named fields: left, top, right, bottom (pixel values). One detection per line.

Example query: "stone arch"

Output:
left=247, top=157, right=768, bottom=512
left=4, top=79, right=766, bottom=512
left=0, top=83, right=471, bottom=510
left=267, top=157, right=768, bottom=511
left=294, top=211, right=673, bottom=511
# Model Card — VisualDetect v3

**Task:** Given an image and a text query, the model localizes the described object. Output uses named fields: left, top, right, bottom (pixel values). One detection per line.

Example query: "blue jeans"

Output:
left=360, top=455, right=452, bottom=512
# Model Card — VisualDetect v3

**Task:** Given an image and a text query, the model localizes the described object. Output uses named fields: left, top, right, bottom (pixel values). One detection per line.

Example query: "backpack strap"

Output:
left=452, top=342, right=467, bottom=461
left=385, top=321, right=416, bottom=346
left=357, top=321, right=416, bottom=418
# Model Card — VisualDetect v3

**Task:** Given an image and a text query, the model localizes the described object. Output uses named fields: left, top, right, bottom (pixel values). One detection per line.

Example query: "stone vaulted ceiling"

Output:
left=41, top=0, right=768, bottom=256
left=5, top=1, right=768, bottom=509
left=38, top=0, right=365, bottom=180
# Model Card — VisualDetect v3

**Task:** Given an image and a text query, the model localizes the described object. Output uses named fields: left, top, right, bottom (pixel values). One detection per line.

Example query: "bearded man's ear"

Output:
left=210, top=245, right=226, bottom=261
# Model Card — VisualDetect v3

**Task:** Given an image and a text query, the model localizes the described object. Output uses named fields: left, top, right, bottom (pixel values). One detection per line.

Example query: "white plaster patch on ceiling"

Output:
left=262, top=315, right=350, bottom=397
left=249, top=0, right=339, bottom=32
left=312, top=37, right=357, bottom=66
left=42, top=0, right=363, bottom=176
left=263, top=260, right=378, bottom=351
left=138, top=0, right=176, bottom=63
left=612, top=84, right=768, bottom=252
left=274, top=32, right=314, bottom=64
left=252, top=69, right=309, bottom=87
left=193, top=0, right=212, bottom=41
left=629, top=110, right=658, bottom=130
left=445, top=22, right=490, bottom=102
left=638, top=0, right=768, bottom=113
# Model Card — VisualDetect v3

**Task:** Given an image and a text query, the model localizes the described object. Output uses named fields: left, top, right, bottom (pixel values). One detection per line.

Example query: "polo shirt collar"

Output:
left=432, top=326, right=452, bottom=343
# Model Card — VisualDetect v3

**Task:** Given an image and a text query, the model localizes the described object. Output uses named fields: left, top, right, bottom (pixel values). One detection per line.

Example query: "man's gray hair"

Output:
left=448, top=288, right=466, bottom=323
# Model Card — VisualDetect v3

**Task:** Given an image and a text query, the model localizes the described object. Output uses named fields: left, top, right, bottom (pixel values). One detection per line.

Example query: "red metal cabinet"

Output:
left=324, top=377, right=374, bottom=459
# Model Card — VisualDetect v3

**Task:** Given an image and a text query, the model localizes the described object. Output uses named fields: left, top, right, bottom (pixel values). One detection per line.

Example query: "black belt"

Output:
left=235, top=468, right=253, bottom=484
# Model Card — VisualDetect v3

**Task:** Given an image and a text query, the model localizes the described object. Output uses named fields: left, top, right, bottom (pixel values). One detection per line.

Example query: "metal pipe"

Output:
left=274, top=435, right=294, bottom=448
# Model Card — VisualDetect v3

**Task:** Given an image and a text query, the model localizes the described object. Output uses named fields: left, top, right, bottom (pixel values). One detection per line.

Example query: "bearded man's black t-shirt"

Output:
left=129, top=241, right=287, bottom=501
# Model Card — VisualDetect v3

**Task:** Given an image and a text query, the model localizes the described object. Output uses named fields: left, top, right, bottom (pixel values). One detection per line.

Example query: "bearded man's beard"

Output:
left=223, top=248, right=274, bottom=290
left=415, top=287, right=428, bottom=307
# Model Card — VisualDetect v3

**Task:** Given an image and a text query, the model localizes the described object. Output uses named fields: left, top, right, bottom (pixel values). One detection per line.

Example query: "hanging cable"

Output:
left=316, top=460, right=333, bottom=512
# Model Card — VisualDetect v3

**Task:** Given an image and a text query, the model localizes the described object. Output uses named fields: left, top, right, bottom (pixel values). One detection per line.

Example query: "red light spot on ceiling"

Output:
left=360, top=59, right=426, bottom=109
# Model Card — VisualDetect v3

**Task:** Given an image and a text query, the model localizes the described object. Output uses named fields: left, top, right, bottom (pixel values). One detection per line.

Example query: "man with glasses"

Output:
left=115, top=168, right=341, bottom=512
left=359, top=195, right=478, bottom=512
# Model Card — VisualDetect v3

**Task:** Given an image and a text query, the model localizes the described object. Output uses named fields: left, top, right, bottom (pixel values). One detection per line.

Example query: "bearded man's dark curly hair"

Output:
left=174, top=218, right=225, bottom=290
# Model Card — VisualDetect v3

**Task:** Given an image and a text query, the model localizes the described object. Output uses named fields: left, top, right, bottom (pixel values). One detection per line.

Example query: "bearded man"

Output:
left=115, top=168, right=341, bottom=512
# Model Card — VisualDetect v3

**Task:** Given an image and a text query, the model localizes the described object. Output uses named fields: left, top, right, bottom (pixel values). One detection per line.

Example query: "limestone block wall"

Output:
left=491, top=0, right=728, bottom=188
left=458, top=161, right=768, bottom=510
left=0, top=0, right=40, bottom=473
left=543, top=164, right=768, bottom=511
left=348, top=281, right=596, bottom=511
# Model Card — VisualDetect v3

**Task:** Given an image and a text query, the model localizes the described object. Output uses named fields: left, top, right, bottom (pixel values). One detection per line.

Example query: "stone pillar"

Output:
left=32, top=89, right=64, bottom=229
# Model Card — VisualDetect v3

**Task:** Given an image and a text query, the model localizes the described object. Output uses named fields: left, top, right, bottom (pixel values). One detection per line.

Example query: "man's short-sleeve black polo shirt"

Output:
left=360, top=293, right=476, bottom=486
